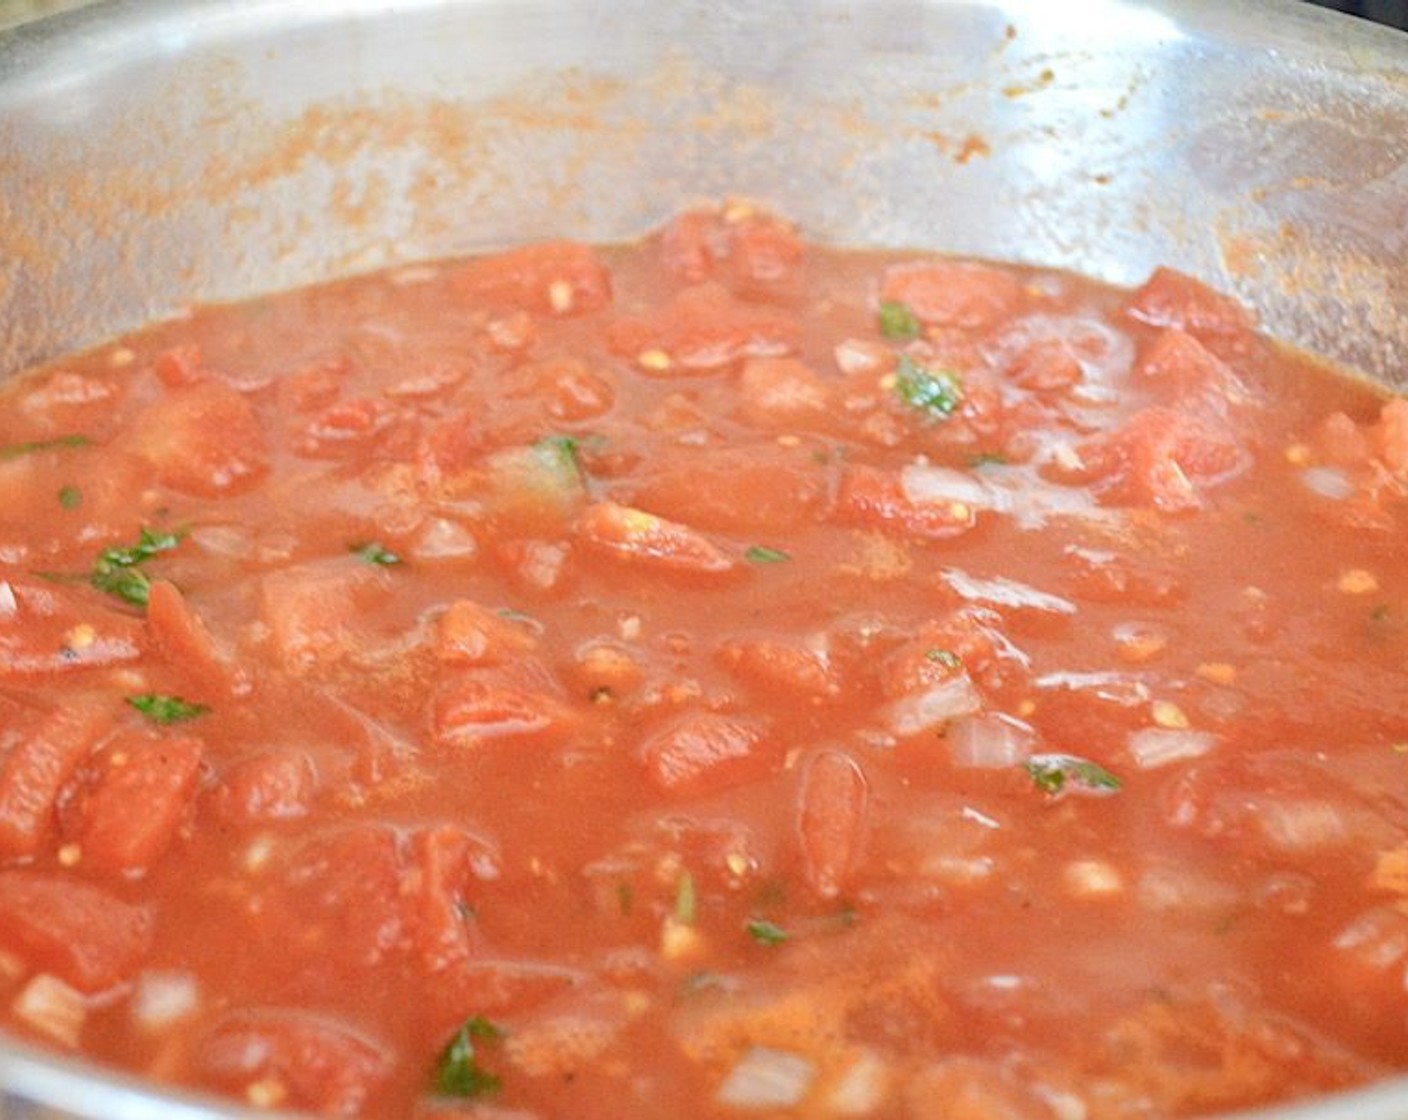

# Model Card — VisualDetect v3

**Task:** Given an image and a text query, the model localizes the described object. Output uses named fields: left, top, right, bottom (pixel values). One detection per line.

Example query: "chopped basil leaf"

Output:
left=968, top=451, right=1008, bottom=467
left=675, top=870, right=697, bottom=925
left=351, top=540, right=401, bottom=567
left=878, top=299, right=922, bottom=341
left=126, top=693, right=210, bottom=725
left=895, top=353, right=964, bottom=419
left=536, top=433, right=585, bottom=479
left=1025, top=753, right=1122, bottom=797
left=432, top=1015, right=504, bottom=1098
left=57, top=485, right=82, bottom=510
left=745, top=545, right=791, bottom=564
left=746, top=919, right=789, bottom=946
left=617, top=882, right=634, bottom=916
left=0, top=434, right=91, bottom=461
left=90, top=527, right=182, bottom=607
left=925, top=648, right=962, bottom=670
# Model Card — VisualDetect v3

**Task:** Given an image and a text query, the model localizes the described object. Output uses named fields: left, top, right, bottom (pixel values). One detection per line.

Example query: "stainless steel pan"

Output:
left=0, top=2, right=1405, bottom=1117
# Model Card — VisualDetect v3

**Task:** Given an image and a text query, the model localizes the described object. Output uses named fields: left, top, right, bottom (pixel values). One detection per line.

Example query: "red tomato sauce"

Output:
left=0, top=202, right=1406, bottom=1119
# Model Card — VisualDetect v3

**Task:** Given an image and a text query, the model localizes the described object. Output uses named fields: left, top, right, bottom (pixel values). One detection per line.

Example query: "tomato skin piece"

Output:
left=880, top=260, right=1024, bottom=330
left=640, top=712, right=769, bottom=796
left=451, top=240, right=611, bottom=316
left=797, top=749, right=868, bottom=899
left=65, top=732, right=203, bottom=876
left=195, top=1009, right=393, bottom=1119
left=1125, top=266, right=1254, bottom=340
left=210, top=751, right=316, bottom=824
left=0, top=704, right=111, bottom=860
left=128, top=381, right=269, bottom=497
left=0, top=871, right=152, bottom=992
left=0, top=580, right=144, bottom=678
left=576, top=501, right=736, bottom=575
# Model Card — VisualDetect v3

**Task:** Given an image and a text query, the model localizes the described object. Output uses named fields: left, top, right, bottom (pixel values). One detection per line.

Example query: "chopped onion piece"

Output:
left=717, top=1046, right=816, bottom=1109
left=412, top=517, right=478, bottom=560
left=0, top=580, right=17, bottom=619
left=827, top=1049, right=890, bottom=1115
left=1301, top=466, right=1354, bottom=501
left=190, top=525, right=254, bottom=560
left=948, top=713, right=1035, bottom=769
left=14, top=973, right=86, bottom=1049
left=132, top=970, right=199, bottom=1031
left=1126, top=727, right=1217, bottom=769
left=1257, top=798, right=1351, bottom=854
left=884, top=675, right=982, bottom=736
left=1333, top=906, right=1408, bottom=970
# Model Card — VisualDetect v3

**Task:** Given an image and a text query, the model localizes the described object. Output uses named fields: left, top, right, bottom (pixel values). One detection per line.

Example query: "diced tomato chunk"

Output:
left=451, top=240, right=611, bottom=316
left=64, top=732, right=203, bottom=875
left=1065, top=407, right=1247, bottom=512
left=147, top=579, right=249, bottom=699
left=512, top=357, right=616, bottom=421
left=436, top=600, right=539, bottom=666
left=259, top=562, right=392, bottom=672
left=1373, top=397, right=1408, bottom=475
left=432, top=675, right=564, bottom=748
left=880, top=260, right=1024, bottom=331
left=0, top=580, right=144, bottom=678
left=0, top=703, right=111, bottom=860
left=153, top=344, right=207, bottom=389
left=717, top=637, right=834, bottom=699
left=1134, top=327, right=1232, bottom=392
left=736, top=356, right=833, bottom=430
left=196, top=1009, right=393, bottom=1118
left=797, top=749, right=868, bottom=899
left=607, top=282, right=800, bottom=373
left=629, top=446, right=826, bottom=533
left=835, top=464, right=977, bottom=539
left=640, top=711, right=769, bottom=796
left=658, top=204, right=804, bottom=286
left=127, top=381, right=268, bottom=497
left=1004, top=337, right=1083, bottom=391
left=403, top=826, right=493, bottom=973
left=1125, top=266, right=1254, bottom=339
left=0, top=871, right=152, bottom=991
left=576, top=501, right=736, bottom=575
left=210, top=751, right=316, bottom=823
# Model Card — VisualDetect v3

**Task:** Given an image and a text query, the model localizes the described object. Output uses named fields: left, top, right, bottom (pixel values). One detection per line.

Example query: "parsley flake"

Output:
left=895, top=353, right=964, bottom=419
left=0, top=434, right=91, bottom=461
left=432, top=1015, right=504, bottom=1099
left=745, top=545, right=791, bottom=565
left=675, top=871, right=697, bottom=925
left=878, top=300, right=922, bottom=341
left=1024, top=754, right=1122, bottom=797
left=746, top=919, right=789, bottom=946
left=90, top=527, right=182, bottom=607
left=57, top=485, right=82, bottom=510
left=925, top=648, right=963, bottom=670
left=126, top=693, right=210, bottom=725
left=351, top=541, right=401, bottom=567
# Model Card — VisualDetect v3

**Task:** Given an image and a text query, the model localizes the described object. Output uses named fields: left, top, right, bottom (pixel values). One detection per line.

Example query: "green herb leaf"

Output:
left=432, top=1015, right=504, bottom=1098
left=0, top=434, right=91, bottom=461
left=1024, top=754, right=1122, bottom=797
left=126, top=693, right=210, bottom=725
left=745, top=545, right=791, bottom=565
left=745, top=919, right=789, bottom=946
left=674, top=871, right=697, bottom=925
left=57, top=485, right=82, bottom=510
left=925, top=648, right=963, bottom=670
left=968, top=451, right=1008, bottom=468
left=536, top=433, right=584, bottom=477
left=895, top=353, right=964, bottom=419
left=351, top=540, right=401, bottom=567
left=878, top=300, right=922, bottom=341
left=90, top=527, right=182, bottom=607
